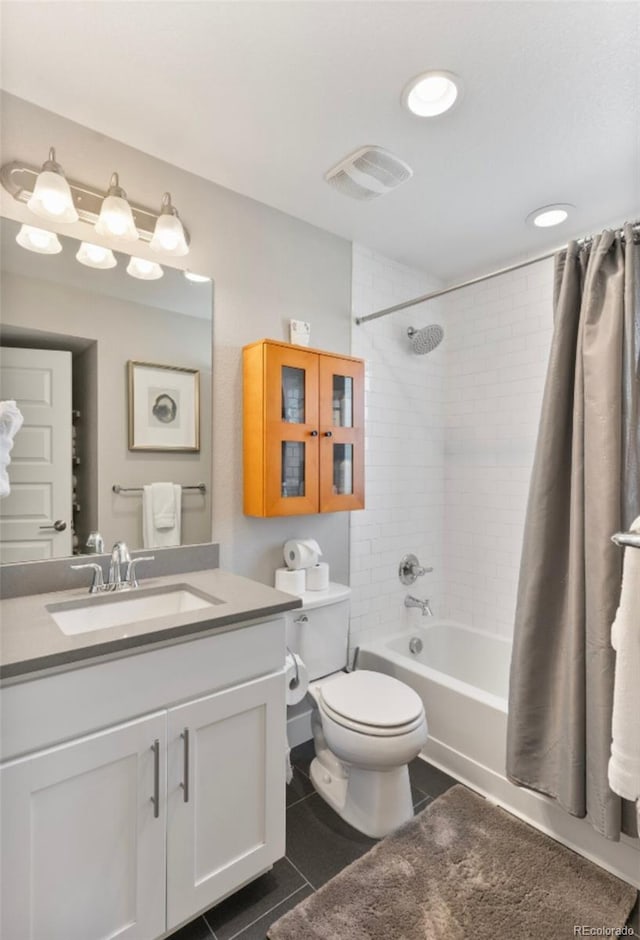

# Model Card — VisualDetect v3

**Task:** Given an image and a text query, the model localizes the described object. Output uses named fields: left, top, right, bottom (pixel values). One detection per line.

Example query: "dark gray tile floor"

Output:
left=166, top=742, right=457, bottom=940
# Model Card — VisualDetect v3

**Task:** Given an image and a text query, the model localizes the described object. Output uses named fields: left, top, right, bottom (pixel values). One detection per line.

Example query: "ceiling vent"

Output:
left=324, top=146, right=413, bottom=201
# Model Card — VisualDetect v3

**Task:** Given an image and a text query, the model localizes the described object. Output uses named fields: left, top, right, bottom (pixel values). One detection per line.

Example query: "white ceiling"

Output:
left=1, top=1, right=639, bottom=281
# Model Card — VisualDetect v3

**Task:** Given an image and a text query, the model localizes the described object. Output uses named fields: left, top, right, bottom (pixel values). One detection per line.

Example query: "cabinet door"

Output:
left=166, top=672, right=286, bottom=929
left=0, top=712, right=167, bottom=940
left=319, top=354, right=365, bottom=512
left=263, top=344, right=320, bottom=515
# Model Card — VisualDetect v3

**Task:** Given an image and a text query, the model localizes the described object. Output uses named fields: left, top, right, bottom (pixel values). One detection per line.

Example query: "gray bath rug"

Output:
left=268, top=785, right=637, bottom=940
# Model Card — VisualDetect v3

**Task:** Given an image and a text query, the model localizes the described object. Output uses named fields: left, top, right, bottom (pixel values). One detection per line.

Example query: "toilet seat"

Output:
left=318, top=670, right=425, bottom=737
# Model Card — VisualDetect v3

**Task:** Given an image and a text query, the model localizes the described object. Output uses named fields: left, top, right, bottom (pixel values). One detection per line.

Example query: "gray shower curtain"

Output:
left=507, top=224, right=639, bottom=841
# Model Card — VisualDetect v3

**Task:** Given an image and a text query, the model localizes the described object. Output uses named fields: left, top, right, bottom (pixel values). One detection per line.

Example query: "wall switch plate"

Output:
left=289, top=319, right=311, bottom=347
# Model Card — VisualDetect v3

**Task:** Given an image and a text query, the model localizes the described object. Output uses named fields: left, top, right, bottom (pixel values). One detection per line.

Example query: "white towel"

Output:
left=0, top=400, right=24, bottom=498
left=608, top=515, right=640, bottom=827
left=143, top=483, right=182, bottom=548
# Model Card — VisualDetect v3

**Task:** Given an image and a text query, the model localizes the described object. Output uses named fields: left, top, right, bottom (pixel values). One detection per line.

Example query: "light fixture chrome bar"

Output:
left=0, top=160, right=190, bottom=246
left=112, top=483, right=206, bottom=494
left=611, top=531, right=640, bottom=549
left=355, top=220, right=640, bottom=325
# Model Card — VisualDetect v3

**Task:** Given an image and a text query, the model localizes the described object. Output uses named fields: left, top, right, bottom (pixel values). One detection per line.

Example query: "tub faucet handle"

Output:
left=399, top=553, right=432, bottom=585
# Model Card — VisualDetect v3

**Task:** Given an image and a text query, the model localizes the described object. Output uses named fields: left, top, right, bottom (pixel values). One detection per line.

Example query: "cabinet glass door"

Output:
left=264, top=344, right=319, bottom=515
left=319, top=356, right=364, bottom=512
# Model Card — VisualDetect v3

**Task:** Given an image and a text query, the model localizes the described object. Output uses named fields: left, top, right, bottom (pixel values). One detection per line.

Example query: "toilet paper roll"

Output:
left=275, top=567, right=306, bottom=595
left=306, top=562, right=330, bottom=591
left=283, top=538, right=322, bottom=570
left=285, top=652, right=309, bottom=705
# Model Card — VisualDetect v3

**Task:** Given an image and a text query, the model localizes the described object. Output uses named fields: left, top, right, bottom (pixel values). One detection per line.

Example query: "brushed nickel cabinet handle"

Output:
left=180, top=728, right=190, bottom=803
left=151, top=739, right=160, bottom=819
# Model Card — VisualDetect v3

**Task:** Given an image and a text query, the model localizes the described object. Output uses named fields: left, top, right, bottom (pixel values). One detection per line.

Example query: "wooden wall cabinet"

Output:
left=243, top=339, right=365, bottom=516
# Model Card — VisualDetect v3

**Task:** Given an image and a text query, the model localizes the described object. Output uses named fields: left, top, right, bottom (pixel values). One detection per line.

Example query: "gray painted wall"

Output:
left=0, top=93, right=353, bottom=585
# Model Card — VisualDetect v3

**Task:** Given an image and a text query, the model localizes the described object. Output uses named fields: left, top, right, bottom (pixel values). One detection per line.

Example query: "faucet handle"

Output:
left=126, top=555, right=155, bottom=588
left=71, top=562, right=105, bottom=594
left=399, top=553, right=432, bottom=585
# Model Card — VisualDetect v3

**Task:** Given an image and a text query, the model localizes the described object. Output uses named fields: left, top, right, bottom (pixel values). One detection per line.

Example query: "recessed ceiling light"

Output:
left=526, top=204, right=574, bottom=228
left=184, top=271, right=211, bottom=283
left=402, top=70, right=462, bottom=117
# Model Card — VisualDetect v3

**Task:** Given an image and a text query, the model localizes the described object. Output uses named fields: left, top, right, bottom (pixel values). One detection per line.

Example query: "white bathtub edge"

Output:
left=422, top=736, right=640, bottom=890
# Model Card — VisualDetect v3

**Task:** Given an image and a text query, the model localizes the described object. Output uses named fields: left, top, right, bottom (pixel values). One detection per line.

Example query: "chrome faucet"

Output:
left=108, top=541, right=131, bottom=590
left=404, top=595, right=434, bottom=616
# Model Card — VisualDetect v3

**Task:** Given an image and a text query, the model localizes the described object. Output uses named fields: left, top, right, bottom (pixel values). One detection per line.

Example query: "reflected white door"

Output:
left=0, top=347, right=72, bottom=561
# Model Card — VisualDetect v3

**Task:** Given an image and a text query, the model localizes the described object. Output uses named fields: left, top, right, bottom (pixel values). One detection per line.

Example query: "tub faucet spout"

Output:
left=404, top=595, right=433, bottom=616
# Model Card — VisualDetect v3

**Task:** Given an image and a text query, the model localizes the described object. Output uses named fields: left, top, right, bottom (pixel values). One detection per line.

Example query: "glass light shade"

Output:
left=184, top=271, right=211, bottom=283
left=16, top=224, right=62, bottom=255
left=403, top=71, right=460, bottom=117
left=27, top=170, right=79, bottom=223
left=150, top=193, right=189, bottom=256
left=150, top=213, right=189, bottom=255
left=95, top=194, right=139, bottom=240
left=76, top=242, right=117, bottom=269
left=126, top=256, right=163, bottom=280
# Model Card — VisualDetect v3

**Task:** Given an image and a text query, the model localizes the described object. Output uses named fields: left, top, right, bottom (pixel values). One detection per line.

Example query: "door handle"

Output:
left=180, top=728, right=190, bottom=803
left=39, top=520, right=67, bottom=532
left=324, top=431, right=333, bottom=438
left=310, top=430, right=318, bottom=437
left=151, top=739, right=160, bottom=819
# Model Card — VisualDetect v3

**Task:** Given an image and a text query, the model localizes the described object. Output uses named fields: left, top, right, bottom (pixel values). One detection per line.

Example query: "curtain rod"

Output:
left=354, top=219, right=640, bottom=326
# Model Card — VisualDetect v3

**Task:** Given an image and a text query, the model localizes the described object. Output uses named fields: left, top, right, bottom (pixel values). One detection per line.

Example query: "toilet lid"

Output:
left=320, top=670, right=424, bottom=728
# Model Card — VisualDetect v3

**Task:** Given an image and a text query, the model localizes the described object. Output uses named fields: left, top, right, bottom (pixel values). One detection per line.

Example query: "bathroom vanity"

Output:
left=0, top=564, right=301, bottom=940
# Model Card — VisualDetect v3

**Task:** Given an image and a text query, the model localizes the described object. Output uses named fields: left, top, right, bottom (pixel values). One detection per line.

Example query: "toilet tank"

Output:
left=285, top=583, right=351, bottom=681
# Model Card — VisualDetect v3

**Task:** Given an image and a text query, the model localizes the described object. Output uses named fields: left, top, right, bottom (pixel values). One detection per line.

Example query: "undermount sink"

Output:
left=47, top=584, right=224, bottom=636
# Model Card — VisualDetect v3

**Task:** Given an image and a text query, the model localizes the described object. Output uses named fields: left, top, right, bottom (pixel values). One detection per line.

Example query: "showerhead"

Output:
left=407, top=324, right=444, bottom=354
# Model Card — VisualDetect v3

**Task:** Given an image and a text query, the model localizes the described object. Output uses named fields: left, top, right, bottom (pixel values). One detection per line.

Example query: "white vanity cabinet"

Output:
left=1, top=711, right=168, bottom=940
left=0, top=617, right=287, bottom=940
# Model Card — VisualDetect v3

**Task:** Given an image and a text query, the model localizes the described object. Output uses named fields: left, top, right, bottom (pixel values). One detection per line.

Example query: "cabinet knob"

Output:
left=324, top=431, right=333, bottom=438
left=310, top=430, right=318, bottom=437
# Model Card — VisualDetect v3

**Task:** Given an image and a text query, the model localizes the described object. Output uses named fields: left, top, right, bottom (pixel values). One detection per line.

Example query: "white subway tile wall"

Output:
left=350, top=244, right=446, bottom=652
left=441, top=258, right=553, bottom=638
left=350, top=243, right=554, bottom=648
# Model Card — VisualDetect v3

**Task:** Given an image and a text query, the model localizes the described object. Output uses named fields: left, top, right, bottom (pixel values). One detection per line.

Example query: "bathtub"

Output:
left=358, top=620, right=640, bottom=888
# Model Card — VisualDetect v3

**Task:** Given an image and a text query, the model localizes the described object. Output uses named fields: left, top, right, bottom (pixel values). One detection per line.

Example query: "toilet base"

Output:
left=310, top=755, right=414, bottom=839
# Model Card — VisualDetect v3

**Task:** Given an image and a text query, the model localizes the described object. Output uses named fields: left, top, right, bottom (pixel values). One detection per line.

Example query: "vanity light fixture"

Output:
left=526, top=204, right=574, bottom=228
left=402, top=70, right=462, bottom=117
left=184, top=271, right=211, bottom=283
left=76, top=242, right=117, bottom=269
left=150, top=193, right=189, bottom=256
left=16, top=224, right=62, bottom=255
left=26, top=148, right=79, bottom=223
left=95, top=173, right=139, bottom=241
left=1, top=151, right=192, bottom=254
left=126, top=256, right=164, bottom=280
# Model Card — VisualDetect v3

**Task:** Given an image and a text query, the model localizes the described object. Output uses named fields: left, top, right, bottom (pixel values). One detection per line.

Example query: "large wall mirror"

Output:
left=0, top=217, right=213, bottom=563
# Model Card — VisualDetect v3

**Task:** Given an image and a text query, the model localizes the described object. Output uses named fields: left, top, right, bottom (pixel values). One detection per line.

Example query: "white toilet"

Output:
left=286, top=583, right=428, bottom=838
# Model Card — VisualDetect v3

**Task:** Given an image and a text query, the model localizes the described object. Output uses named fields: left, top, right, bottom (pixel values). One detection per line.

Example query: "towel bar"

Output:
left=112, top=483, right=206, bottom=494
left=611, top=531, right=640, bottom=549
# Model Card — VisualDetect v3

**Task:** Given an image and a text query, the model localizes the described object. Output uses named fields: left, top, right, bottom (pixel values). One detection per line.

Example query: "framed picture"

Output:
left=128, top=360, right=200, bottom=452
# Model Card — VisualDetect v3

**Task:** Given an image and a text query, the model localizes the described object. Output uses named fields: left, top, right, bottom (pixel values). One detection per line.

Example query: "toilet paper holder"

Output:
left=286, top=646, right=300, bottom=690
